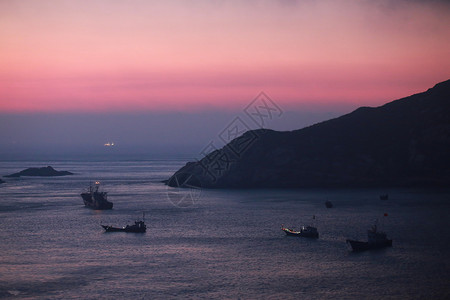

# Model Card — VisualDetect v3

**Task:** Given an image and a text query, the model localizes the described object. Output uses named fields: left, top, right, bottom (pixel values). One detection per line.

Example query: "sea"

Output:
left=0, top=157, right=449, bottom=299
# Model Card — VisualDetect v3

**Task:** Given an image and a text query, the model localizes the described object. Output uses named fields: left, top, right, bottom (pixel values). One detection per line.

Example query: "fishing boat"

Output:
left=81, top=182, right=113, bottom=210
left=102, top=213, right=146, bottom=233
left=346, top=221, right=392, bottom=251
left=282, top=225, right=319, bottom=238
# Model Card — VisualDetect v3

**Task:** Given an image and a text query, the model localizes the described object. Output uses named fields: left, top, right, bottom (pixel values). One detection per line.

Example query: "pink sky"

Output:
left=1, top=0, right=449, bottom=113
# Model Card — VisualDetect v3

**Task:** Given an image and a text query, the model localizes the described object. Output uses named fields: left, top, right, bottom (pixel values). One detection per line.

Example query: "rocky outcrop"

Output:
left=4, top=166, right=74, bottom=178
left=167, top=79, right=450, bottom=188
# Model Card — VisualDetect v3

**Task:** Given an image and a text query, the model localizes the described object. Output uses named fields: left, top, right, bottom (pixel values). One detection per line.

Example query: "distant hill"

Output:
left=168, top=79, right=450, bottom=188
left=4, top=166, right=74, bottom=178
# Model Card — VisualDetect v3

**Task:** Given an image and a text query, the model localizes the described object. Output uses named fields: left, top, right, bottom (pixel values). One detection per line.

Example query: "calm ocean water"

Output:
left=0, top=158, right=449, bottom=299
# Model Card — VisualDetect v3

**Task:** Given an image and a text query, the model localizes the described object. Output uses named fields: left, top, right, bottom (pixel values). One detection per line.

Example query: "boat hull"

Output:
left=81, top=193, right=113, bottom=210
left=346, top=239, right=392, bottom=251
left=101, top=225, right=146, bottom=233
left=102, top=225, right=125, bottom=232
left=282, top=228, right=319, bottom=238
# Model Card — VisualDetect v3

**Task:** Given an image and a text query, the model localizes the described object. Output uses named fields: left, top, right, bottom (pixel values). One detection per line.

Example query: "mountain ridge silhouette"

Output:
left=168, top=79, right=450, bottom=188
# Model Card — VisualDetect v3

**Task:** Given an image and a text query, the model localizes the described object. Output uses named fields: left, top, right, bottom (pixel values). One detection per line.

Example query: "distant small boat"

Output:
left=380, top=194, right=389, bottom=200
left=81, top=182, right=113, bottom=210
left=282, top=225, right=319, bottom=238
left=102, top=213, right=146, bottom=233
left=346, top=222, right=392, bottom=251
left=325, top=200, right=333, bottom=208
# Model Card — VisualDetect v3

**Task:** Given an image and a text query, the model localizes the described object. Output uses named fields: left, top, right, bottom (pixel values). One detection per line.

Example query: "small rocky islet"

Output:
left=4, top=166, right=74, bottom=178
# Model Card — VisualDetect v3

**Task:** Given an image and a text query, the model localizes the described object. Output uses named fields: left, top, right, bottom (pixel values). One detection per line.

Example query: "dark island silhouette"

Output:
left=167, top=79, right=450, bottom=188
left=5, top=166, right=74, bottom=178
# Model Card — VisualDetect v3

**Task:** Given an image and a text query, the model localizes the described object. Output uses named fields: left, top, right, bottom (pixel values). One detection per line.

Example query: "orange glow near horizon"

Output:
left=1, top=0, right=449, bottom=113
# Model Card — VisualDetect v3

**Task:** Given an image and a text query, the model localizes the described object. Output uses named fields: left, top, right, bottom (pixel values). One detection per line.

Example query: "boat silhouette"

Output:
left=282, top=216, right=319, bottom=238
left=102, top=213, right=146, bottom=233
left=282, top=225, right=319, bottom=238
left=81, top=182, right=113, bottom=210
left=346, top=221, right=392, bottom=251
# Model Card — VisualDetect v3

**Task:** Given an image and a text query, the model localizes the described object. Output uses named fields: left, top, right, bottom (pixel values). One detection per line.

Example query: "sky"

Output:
left=0, top=0, right=449, bottom=158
